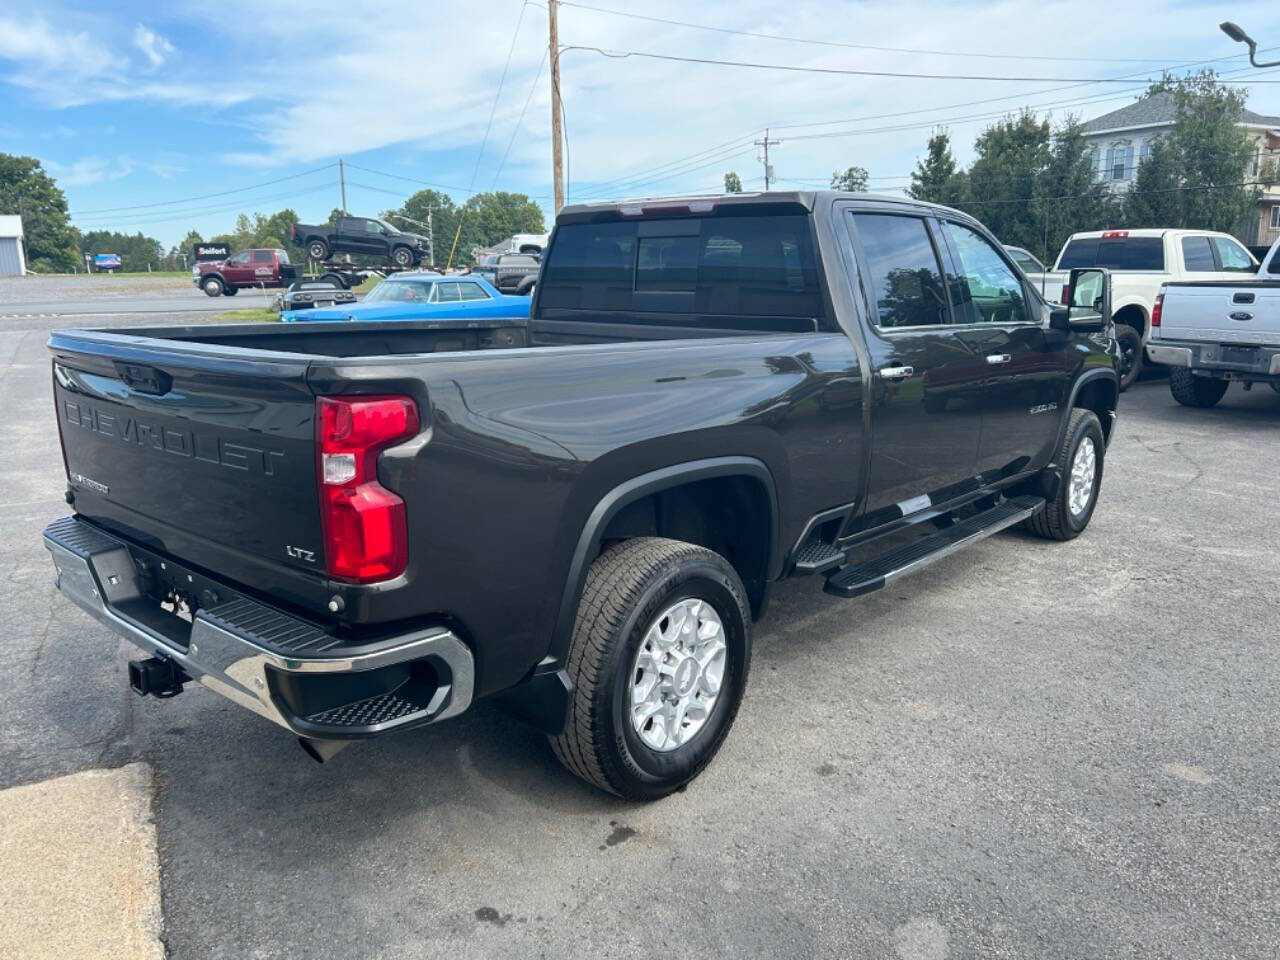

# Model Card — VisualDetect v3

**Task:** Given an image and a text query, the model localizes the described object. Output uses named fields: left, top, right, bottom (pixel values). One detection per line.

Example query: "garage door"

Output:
left=0, top=238, right=22, bottom=276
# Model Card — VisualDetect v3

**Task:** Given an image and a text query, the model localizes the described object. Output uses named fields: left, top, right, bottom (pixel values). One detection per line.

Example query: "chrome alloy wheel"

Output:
left=1068, top=435, right=1097, bottom=517
left=628, top=598, right=727, bottom=752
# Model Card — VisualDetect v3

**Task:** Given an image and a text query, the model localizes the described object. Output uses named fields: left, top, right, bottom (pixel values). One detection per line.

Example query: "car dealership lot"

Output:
left=1, top=287, right=1278, bottom=959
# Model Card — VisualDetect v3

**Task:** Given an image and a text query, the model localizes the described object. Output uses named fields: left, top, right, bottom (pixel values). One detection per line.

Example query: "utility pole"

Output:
left=548, top=0, right=565, bottom=212
left=339, top=158, right=347, bottom=214
left=754, top=129, right=780, bottom=191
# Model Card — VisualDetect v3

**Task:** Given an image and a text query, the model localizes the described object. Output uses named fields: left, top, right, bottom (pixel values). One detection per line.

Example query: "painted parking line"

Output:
left=0, top=763, right=164, bottom=960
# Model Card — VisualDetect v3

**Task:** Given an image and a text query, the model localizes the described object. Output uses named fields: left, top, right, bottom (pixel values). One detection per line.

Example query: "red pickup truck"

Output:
left=193, top=249, right=360, bottom=297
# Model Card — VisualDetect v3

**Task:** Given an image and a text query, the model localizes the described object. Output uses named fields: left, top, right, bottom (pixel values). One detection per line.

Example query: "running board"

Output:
left=823, top=496, right=1045, bottom=599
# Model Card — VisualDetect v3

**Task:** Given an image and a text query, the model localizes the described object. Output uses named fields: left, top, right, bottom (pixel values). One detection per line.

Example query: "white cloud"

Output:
left=0, top=15, right=116, bottom=84
left=134, top=24, right=175, bottom=67
left=45, top=156, right=134, bottom=187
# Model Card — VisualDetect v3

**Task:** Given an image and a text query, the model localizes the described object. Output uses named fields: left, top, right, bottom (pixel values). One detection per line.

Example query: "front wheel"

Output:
left=1169, top=369, right=1229, bottom=408
left=391, top=246, right=415, bottom=267
left=201, top=277, right=223, bottom=297
left=550, top=538, right=752, bottom=800
left=1115, top=325, right=1143, bottom=392
left=1024, top=408, right=1105, bottom=541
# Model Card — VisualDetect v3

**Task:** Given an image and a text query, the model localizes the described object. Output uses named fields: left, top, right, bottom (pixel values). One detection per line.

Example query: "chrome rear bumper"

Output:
left=43, top=516, right=474, bottom=739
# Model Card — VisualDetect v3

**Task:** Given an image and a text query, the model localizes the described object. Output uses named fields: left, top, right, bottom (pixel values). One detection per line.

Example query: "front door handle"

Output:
left=986, top=353, right=1012, bottom=365
left=878, top=365, right=914, bottom=381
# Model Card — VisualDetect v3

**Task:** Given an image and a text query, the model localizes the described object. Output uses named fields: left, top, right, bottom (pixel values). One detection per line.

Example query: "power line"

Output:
left=557, top=0, right=1186, bottom=64
left=561, top=45, right=1280, bottom=84
left=69, top=164, right=338, bottom=215
left=342, top=162, right=471, bottom=195
left=490, top=47, right=550, bottom=189
left=469, top=0, right=534, bottom=191
left=74, top=182, right=339, bottom=228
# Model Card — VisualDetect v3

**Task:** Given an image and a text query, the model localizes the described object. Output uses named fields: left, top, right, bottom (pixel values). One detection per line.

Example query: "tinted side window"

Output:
left=943, top=222, right=1031, bottom=325
left=1181, top=236, right=1216, bottom=271
left=1270, top=252, right=1280, bottom=276
left=251, top=250, right=272, bottom=264
left=850, top=213, right=949, bottom=329
left=1212, top=237, right=1256, bottom=272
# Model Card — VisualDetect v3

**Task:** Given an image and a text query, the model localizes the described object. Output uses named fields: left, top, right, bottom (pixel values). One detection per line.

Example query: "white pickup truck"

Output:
left=1146, top=237, right=1280, bottom=407
left=1043, top=229, right=1260, bottom=390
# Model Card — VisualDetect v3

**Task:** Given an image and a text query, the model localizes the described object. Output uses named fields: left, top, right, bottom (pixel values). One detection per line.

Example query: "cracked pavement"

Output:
left=1, top=284, right=1279, bottom=959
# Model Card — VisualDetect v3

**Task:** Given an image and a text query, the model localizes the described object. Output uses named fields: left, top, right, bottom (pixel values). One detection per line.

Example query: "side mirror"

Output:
left=1052, top=267, right=1111, bottom=333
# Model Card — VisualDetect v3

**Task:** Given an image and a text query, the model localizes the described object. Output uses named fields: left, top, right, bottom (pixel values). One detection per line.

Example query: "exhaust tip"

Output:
left=297, top=737, right=351, bottom=764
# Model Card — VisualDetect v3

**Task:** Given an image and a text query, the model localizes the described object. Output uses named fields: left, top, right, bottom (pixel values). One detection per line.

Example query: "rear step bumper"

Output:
left=43, top=516, right=474, bottom=741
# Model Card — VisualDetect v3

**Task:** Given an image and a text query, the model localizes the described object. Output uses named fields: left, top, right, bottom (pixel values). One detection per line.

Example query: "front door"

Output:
left=221, top=251, right=253, bottom=284
left=844, top=209, right=986, bottom=525
left=938, top=220, right=1072, bottom=478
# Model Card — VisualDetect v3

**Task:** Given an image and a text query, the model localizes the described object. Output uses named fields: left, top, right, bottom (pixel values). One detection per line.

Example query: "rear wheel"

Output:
left=307, top=239, right=330, bottom=261
left=1024, top=408, right=1105, bottom=541
left=550, top=537, right=751, bottom=800
left=1169, top=369, right=1229, bottom=408
left=223, top=286, right=238, bottom=297
left=1115, top=325, right=1142, bottom=392
left=201, top=277, right=223, bottom=297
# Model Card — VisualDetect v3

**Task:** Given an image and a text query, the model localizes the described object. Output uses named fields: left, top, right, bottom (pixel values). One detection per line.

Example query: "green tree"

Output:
left=0, top=153, right=79, bottom=271
left=1127, top=73, right=1260, bottom=233
left=388, top=189, right=544, bottom=266
left=1032, top=119, right=1117, bottom=263
left=1122, top=137, right=1182, bottom=227
left=908, top=131, right=967, bottom=207
left=723, top=171, right=743, bottom=193
left=965, top=111, right=1053, bottom=250
left=79, top=229, right=164, bottom=272
left=830, top=166, right=869, bottom=192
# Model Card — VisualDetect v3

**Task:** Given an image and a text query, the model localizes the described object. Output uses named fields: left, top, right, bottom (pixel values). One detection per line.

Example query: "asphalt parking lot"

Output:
left=2, top=276, right=1278, bottom=959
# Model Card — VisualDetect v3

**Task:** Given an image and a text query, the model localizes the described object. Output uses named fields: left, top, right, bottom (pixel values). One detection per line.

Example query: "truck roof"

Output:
left=1062, top=228, right=1238, bottom=241
left=556, top=190, right=972, bottom=224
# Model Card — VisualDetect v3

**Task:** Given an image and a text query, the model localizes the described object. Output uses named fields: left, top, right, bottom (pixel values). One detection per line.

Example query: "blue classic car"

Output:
left=280, top=273, right=531, bottom=323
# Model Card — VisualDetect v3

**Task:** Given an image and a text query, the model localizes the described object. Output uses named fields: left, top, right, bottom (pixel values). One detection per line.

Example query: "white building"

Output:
left=0, top=215, right=25, bottom=276
left=1080, top=92, right=1280, bottom=248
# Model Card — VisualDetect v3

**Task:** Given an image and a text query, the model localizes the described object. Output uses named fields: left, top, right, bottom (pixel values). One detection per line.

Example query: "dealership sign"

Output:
left=93, top=253, right=122, bottom=270
left=194, top=243, right=230, bottom=262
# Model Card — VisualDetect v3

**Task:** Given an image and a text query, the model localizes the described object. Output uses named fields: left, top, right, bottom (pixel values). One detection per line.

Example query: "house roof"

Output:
left=1081, top=91, right=1280, bottom=133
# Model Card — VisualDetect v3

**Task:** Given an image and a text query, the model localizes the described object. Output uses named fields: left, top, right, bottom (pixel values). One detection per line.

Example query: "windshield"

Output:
left=363, top=279, right=434, bottom=303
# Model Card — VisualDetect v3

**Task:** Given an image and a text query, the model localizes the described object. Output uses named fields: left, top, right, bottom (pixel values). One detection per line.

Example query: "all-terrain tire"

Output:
left=307, top=239, right=330, bottom=261
left=549, top=537, right=751, bottom=800
left=391, top=246, right=415, bottom=267
left=1115, top=325, right=1142, bottom=392
left=1023, top=408, right=1105, bottom=542
left=1169, top=369, right=1229, bottom=408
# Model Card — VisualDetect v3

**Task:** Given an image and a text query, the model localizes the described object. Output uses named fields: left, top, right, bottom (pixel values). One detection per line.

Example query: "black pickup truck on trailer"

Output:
left=44, top=192, right=1119, bottom=799
left=291, top=216, right=430, bottom=267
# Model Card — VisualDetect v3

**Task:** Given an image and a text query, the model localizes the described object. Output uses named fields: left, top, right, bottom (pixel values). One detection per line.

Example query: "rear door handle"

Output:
left=878, top=365, right=914, bottom=381
left=986, top=353, right=1012, bottom=365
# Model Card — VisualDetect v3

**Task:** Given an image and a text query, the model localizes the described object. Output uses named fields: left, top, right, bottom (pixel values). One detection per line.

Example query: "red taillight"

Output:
left=1061, top=283, right=1071, bottom=305
left=1151, top=290, right=1164, bottom=328
left=316, top=395, right=419, bottom=583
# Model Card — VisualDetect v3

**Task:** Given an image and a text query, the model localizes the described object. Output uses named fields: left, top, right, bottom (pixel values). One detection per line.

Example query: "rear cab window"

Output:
left=538, top=214, right=824, bottom=332
left=1057, top=235, right=1166, bottom=271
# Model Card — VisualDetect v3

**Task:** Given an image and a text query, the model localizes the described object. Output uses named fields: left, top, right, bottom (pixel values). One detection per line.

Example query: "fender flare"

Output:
left=1055, top=368, right=1119, bottom=453
left=550, top=456, right=779, bottom=667
left=500, top=456, right=779, bottom=735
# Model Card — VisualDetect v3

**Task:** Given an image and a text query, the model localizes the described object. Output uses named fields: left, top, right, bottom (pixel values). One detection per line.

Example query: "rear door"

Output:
left=50, top=333, right=329, bottom=609
left=844, top=207, right=985, bottom=519
left=939, top=219, right=1072, bottom=476
left=250, top=249, right=276, bottom=284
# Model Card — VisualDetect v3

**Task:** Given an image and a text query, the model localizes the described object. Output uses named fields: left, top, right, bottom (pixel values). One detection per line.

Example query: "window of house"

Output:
left=1111, top=144, right=1133, bottom=181
left=1271, top=205, right=1280, bottom=230
left=1139, top=141, right=1151, bottom=168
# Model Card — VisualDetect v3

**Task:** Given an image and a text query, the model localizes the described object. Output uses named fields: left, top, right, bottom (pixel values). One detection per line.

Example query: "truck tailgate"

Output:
left=49, top=330, right=331, bottom=614
left=1161, top=282, right=1280, bottom=346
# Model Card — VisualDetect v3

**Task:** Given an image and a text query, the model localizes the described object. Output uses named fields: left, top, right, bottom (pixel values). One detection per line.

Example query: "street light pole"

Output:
left=1220, top=22, right=1280, bottom=68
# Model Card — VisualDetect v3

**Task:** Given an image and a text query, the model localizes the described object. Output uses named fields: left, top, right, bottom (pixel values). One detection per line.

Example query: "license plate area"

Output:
left=1221, top=346, right=1259, bottom=365
left=105, top=544, right=246, bottom=651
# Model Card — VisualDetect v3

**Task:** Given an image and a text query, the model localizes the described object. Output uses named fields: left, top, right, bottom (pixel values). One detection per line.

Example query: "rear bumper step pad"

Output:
left=43, top=516, right=474, bottom=739
left=823, top=496, right=1045, bottom=599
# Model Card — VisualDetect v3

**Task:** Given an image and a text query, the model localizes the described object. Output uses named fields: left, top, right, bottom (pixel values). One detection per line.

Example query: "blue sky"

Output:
left=1, top=0, right=1278, bottom=248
